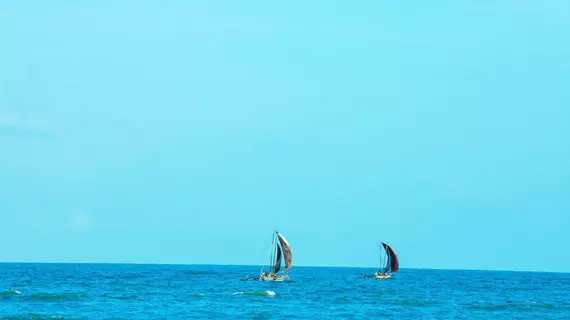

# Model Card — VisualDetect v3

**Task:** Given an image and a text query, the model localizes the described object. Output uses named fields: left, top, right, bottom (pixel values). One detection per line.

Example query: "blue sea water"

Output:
left=1, top=263, right=569, bottom=319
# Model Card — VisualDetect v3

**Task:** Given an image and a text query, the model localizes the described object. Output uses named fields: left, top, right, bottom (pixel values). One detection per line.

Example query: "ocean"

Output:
left=1, top=263, right=569, bottom=319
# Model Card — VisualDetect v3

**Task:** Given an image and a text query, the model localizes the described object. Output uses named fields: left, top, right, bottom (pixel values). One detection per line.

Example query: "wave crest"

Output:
left=233, top=290, right=276, bottom=297
left=23, top=292, right=87, bottom=302
left=1, top=290, right=22, bottom=296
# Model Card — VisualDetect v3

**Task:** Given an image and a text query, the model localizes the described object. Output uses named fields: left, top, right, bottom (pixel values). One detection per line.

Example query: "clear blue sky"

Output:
left=1, top=1, right=569, bottom=272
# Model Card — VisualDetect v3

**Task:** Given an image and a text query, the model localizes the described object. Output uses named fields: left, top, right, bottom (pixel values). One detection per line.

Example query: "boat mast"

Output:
left=379, top=243, right=383, bottom=273
left=273, top=233, right=278, bottom=273
left=386, top=242, right=391, bottom=274
left=270, top=232, right=276, bottom=273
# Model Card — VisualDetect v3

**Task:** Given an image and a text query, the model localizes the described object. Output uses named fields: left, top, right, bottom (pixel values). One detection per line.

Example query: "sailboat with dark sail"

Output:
left=374, top=242, right=399, bottom=279
left=258, top=230, right=293, bottom=281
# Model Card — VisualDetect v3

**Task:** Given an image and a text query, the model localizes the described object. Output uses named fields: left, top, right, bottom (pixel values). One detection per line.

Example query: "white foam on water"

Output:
left=525, top=300, right=537, bottom=304
left=3, top=290, right=21, bottom=295
left=232, top=291, right=276, bottom=297
left=265, top=290, right=276, bottom=297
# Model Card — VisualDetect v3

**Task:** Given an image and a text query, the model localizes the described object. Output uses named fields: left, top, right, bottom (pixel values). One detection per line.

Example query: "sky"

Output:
left=1, top=0, right=569, bottom=272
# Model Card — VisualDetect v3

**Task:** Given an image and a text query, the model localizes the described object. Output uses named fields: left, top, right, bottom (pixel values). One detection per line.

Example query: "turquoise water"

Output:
left=1, top=263, right=569, bottom=319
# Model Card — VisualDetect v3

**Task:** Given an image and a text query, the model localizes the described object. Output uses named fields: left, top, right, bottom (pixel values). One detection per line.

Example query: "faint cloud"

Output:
left=0, top=112, right=52, bottom=135
left=69, top=212, right=93, bottom=231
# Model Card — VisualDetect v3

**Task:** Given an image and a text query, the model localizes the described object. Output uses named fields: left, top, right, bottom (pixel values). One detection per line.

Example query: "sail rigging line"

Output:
left=260, top=232, right=275, bottom=275
left=387, top=242, right=391, bottom=273
left=386, top=244, right=390, bottom=272
left=269, top=232, right=275, bottom=272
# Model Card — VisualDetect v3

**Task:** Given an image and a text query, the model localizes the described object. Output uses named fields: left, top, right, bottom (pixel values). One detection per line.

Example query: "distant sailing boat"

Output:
left=374, top=242, right=399, bottom=280
left=258, top=231, right=293, bottom=281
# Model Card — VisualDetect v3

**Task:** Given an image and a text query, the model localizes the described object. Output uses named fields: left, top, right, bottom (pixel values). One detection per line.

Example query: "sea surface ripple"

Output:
left=1, top=263, right=569, bottom=319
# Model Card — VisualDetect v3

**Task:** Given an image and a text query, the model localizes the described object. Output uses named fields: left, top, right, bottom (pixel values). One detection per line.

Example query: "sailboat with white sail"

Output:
left=374, top=242, right=399, bottom=279
left=258, top=230, right=293, bottom=281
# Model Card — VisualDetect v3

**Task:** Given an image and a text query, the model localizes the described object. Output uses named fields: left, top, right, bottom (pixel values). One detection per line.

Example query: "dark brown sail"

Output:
left=382, top=242, right=399, bottom=272
left=276, top=232, right=293, bottom=272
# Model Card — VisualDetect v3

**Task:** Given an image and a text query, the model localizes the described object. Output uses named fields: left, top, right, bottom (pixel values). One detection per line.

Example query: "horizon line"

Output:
left=0, top=261, right=567, bottom=275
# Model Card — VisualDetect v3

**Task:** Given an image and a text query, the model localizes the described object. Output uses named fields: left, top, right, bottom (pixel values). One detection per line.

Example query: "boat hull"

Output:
left=259, top=275, right=290, bottom=282
left=375, top=273, right=392, bottom=280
